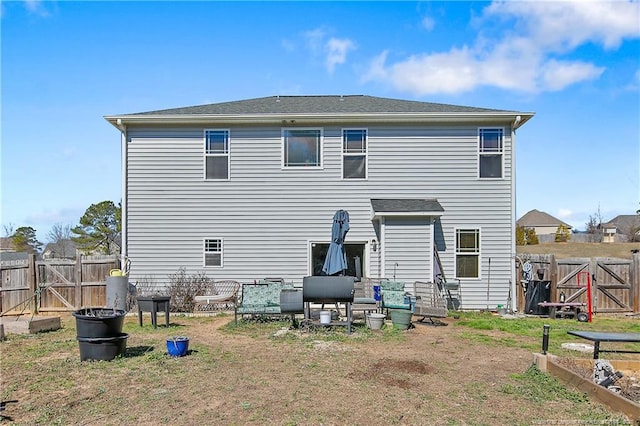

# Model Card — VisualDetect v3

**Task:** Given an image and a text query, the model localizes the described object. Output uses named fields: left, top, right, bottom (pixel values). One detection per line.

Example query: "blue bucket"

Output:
left=166, top=336, right=189, bottom=357
left=373, top=285, right=381, bottom=301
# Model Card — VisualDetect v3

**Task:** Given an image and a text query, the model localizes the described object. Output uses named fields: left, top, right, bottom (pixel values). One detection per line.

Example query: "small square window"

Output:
left=205, top=239, right=222, bottom=267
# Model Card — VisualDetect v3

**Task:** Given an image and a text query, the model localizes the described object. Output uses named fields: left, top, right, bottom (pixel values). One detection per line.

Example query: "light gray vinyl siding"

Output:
left=383, top=217, right=433, bottom=286
left=124, top=123, right=515, bottom=309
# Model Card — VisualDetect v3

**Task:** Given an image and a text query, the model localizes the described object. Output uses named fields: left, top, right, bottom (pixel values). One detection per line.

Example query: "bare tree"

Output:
left=585, top=206, right=604, bottom=243
left=2, top=223, right=16, bottom=237
left=47, top=223, right=72, bottom=243
left=46, top=223, right=75, bottom=258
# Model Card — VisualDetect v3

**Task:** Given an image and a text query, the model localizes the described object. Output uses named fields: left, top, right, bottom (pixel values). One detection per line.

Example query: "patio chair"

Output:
left=350, top=277, right=381, bottom=320
left=194, top=280, right=241, bottom=322
left=435, top=274, right=461, bottom=310
left=412, top=281, right=448, bottom=326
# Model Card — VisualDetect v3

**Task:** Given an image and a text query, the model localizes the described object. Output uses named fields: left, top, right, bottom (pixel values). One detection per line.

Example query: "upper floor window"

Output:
left=205, top=130, right=229, bottom=180
left=283, top=129, right=322, bottom=168
left=204, top=238, right=223, bottom=267
left=478, top=128, right=503, bottom=178
left=342, top=129, right=367, bottom=179
left=455, top=228, right=480, bottom=279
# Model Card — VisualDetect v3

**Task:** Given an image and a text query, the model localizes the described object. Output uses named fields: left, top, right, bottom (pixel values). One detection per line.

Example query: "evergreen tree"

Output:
left=11, top=226, right=42, bottom=254
left=71, top=201, right=121, bottom=255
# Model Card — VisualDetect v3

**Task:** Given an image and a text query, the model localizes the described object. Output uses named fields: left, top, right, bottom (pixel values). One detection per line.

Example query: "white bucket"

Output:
left=319, top=310, right=331, bottom=324
left=367, top=313, right=386, bottom=330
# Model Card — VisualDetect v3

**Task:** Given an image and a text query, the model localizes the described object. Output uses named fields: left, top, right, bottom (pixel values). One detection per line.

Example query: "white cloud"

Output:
left=303, top=28, right=356, bottom=73
left=540, top=59, right=605, bottom=91
left=304, top=28, right=326, bottom=53
left=24, top=0, right=50, bottom=17
left=421, top=15, right=435, bottom=31
left=484, top=0, right=640, bottom=51
left=363, top=0, right=640, bottom=95
left=557, top=209, right=573, bottom=219
left=325, top=37, right=356, bottom=73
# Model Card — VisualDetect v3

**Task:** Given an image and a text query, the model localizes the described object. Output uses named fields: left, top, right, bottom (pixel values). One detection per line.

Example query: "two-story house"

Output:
left=105, top=95, right=533, bottom=310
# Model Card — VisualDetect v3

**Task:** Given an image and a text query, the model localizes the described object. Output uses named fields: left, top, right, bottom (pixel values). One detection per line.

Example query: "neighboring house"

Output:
left=42, top=239, right=77, bottom=259
left=516, top=209, right=572, bottom=236
left=601, top=215, right=640, bottom=243
left=105, top=95, right=533, bottom=310
left=0, top=237, right=15, bottom=253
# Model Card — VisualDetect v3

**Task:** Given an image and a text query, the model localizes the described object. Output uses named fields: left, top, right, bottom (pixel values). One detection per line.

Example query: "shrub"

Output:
left=555, top=224, right=571, bottom=243
left=166, top=267, right=212, bottom=312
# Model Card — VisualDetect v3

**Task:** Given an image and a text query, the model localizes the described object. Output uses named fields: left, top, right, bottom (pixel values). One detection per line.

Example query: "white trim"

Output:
left=120, top=125, right=128, bottom=262
left=454, top=227, right=481, bottom=280
left=510, top=123, right=517, bottom=311
left=477, top=127, right=505, bottom=180
left=371, top=211, right=444, bottom=220
left=105, top=112, right=535, bottom=128
left=204, top=129, right=230, bottom=181
left=281, top=128, right=324, bottom=169
left=430, top=217, right=436, bottom=282
left=380, top=217, right=386, bottom=278
left=341, top=128, right=368, bottom=180
left=203, top=238, right=224, bottom=268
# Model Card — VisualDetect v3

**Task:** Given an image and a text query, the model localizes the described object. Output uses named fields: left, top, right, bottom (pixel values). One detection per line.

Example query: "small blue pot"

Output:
left=166, top=336, right=189, bottom=357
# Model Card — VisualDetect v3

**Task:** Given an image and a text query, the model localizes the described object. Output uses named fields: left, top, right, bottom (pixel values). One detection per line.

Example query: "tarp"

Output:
left=322, top=210, right=350, bottom=276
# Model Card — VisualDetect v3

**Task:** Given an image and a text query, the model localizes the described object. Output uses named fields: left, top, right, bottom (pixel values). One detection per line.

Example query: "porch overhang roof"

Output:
left=370, top=198, right=444, bottom=220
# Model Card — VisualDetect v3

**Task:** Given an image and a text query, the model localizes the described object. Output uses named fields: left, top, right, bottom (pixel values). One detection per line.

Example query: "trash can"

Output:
left=525, top=280, right=551, bottom=315
left=106, top=276, right=129, bottom=311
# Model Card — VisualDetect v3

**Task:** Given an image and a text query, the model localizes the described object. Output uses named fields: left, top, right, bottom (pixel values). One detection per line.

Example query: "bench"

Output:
left=194, top=280, right=240, bottom=323
left=538, top=302, right=586, bottom=320
left=236, top=281, right=296, bottom=324
left=379, top=280, right=413, bottom=312
left=567, top=330, right=640, bottom=359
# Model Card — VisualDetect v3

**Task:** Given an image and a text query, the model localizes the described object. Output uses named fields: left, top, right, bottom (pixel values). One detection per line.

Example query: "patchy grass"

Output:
left=0, top=313, right=635, bottom=425
left=517, top=242, right=640, bottom=259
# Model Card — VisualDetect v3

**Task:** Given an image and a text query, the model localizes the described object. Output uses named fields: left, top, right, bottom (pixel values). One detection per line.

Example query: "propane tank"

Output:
left=559, top=291, right=565, bottom=303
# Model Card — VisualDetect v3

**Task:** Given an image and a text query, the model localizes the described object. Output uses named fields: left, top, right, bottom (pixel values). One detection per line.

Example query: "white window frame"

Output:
left=454, top=228, right=480, bottom=280
left=341, top=128, right=368, bottom=180
left=204, top=129, right=230, bottom=181
left=204, top=238, right=223, bottom=267
left=281, top=128, right=323, bottom=169
left=478, top=127, right=504, bottom=179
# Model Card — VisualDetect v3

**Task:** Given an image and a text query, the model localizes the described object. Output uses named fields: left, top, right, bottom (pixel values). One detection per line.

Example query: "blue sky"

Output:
left=2, top=0, right=639, bottom=243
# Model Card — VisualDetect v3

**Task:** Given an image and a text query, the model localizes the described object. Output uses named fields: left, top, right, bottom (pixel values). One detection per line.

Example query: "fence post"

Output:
left=75, top=255, right=82, bottom=308
left=549, top=254, right=557, bottom=303
left=28, top=254, right=36, bottom=314
left=632, top=252, right=639, bottom=313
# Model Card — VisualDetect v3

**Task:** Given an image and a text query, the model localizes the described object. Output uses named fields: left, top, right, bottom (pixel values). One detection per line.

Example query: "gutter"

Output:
left=104, top=111, right=535, bottom=128
left=117, top=119, right=128, bottom=265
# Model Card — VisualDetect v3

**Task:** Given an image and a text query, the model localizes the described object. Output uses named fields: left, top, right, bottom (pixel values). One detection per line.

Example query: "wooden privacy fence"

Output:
left=516, top=253, right=640, bottom=314
left=0, top=254, right=119, bottom=315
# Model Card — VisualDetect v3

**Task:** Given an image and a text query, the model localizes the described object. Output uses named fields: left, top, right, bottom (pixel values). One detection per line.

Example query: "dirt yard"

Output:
left=1, top=313, right=632, bottom=425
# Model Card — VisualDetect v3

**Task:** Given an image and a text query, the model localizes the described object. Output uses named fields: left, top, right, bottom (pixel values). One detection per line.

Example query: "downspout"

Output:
left=380, top=217, right=386, bottom=279
left=117, top=119, right=128, bottom=266
left=510, top=115, right=521, bottom=311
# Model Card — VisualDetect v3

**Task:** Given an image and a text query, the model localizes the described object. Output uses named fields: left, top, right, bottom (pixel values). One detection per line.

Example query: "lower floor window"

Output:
left=455, top=229, right=479, bottom=278
left=205, top=239, right=223, bottom=267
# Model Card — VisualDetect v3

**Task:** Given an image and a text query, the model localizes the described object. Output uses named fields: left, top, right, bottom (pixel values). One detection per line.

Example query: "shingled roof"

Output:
left=371, top=199, right=444, bottom=218
left=516, top=209, right=572, bottom=229
left=129, top=95, right=509, bottom=116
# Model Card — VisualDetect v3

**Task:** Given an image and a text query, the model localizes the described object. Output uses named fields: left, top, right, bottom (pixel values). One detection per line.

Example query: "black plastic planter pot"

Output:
left=73, top=308, right=126, bottom=338
left=77, top=333, right=128, bottom=361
